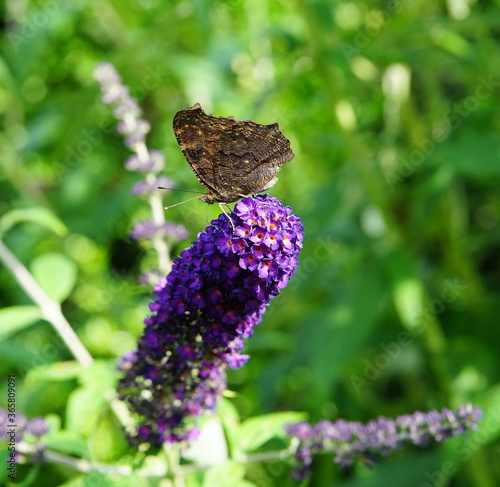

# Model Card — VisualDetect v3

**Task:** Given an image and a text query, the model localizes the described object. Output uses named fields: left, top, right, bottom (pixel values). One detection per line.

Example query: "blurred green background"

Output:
left=1, top=0, right=500, bottom=486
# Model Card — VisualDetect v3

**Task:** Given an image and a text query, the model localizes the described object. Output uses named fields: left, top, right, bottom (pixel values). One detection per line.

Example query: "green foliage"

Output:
left=0, top=306, right=43, bottom=340
left=30, top=253, right=77, bottom=303
left=1, top=0, right=500, bottom=485
left=236, top=412, right=306, bottom=453
left=0, top=208, right=67, bottom=238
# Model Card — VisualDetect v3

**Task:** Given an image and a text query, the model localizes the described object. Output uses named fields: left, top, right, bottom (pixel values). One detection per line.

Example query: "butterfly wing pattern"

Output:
left=173, top=103, right=294, bottom=203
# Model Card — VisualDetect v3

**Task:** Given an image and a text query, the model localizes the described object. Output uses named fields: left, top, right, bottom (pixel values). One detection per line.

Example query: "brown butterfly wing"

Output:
left=173, top=104, right=294, bottom=203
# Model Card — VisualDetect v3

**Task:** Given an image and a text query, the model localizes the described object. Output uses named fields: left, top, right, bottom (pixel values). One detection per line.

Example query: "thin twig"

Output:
left=0, top=239, right=93, bottom=367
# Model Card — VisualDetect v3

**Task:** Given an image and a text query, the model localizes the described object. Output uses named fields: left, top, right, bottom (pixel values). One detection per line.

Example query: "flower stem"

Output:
left=132, top=140, right=171, bottom=275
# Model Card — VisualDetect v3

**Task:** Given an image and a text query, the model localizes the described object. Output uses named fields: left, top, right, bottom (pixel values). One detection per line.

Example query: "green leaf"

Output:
left=203, top=462, right=246, bottom=487
left=386, top=249, right=424, bottom=331
left=0, top=448, right=9, bottom=484
left=25, top=361, right=83, bottom=383
left=50, top=475, right=88, bottom=487
left=438, top=135, right=500, bottom=179
left=7, top=464, right=41, bottom=487
left=77, top=360, right=119, bottom=389
left=66, top=386, right=105, bottom=435
left=45, top=431, right=88, bottom=457
left=88, top=410, right=129, bottom=462
left=289, top=259, right=388, bottom=397
left=0, top=305, right=42, bottom=340
left=236, top=412, right=305, bottom=453
left=472, top=387, right=500, bottom=445
left=0, top=340, right=39, bottom=369
left=66, top=361, right=117, bottom=435
left=335, top=450, right=443, bottom=487
left=0, top=207, right=67, bottom=237
left=30, top=253, right=77, bottom=302
left=218, top=398, right=241, bottom=452
left=44, top=414, right=62, bottom=435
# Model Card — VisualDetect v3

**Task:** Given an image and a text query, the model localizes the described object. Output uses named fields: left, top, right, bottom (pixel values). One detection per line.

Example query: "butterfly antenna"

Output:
left=164, top=195, right=204, bottom=210
left=158, top=186, right=205, bottom=195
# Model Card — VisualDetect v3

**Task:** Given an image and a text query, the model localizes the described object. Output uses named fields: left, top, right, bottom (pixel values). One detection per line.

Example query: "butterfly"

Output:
left=172, top=103, right=294, bottom=204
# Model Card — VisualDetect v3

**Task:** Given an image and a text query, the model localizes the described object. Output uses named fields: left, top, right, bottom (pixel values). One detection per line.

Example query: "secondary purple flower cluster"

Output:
left=118, top=195, right=303, bottom=447
left=130, top=220, right=189, bottom=242
left=94, top=62, right=187, bottom=280
left=1, top=409, right=49, bottom=463
left=93, top=62, right=150, bottom=149
left=285, top=403, right=482, bottom=480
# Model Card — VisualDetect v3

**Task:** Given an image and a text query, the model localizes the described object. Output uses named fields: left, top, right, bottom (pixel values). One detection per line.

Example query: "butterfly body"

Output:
left=173, top=103, right=294, bottom=204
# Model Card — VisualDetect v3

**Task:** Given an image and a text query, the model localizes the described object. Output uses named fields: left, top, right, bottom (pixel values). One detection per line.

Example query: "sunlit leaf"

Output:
left=0, top=208, right=67, bottom=237
left=30, top=253, right=77, bottom=303
left=236, top=412, right=305, bottom=453
left=0, top=305, right=42, bottom=340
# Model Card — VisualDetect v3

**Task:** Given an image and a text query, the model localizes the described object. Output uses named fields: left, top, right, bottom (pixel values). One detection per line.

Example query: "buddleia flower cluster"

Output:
left=285, top=403, right=482, bottom=480
left=118, top=194, right=304, bottom=447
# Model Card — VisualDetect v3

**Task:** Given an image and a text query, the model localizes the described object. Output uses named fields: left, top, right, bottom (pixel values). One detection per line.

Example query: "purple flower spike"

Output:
left=131, top=176, right=175, bottom=197
left=94, top=62, right=152, bottom=151
left=94, top=62, right=178, bottom=281
left=25, top=417, right=49, bottom=438
left=0, top=408, right=49, bottom=463
left=130, top=219, right=189, bottom=242
left=125, top=150, right=166, bottom=173
left=118, top=195, right=303, bottom=448
left=285, top=403, right=482, bottom=480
